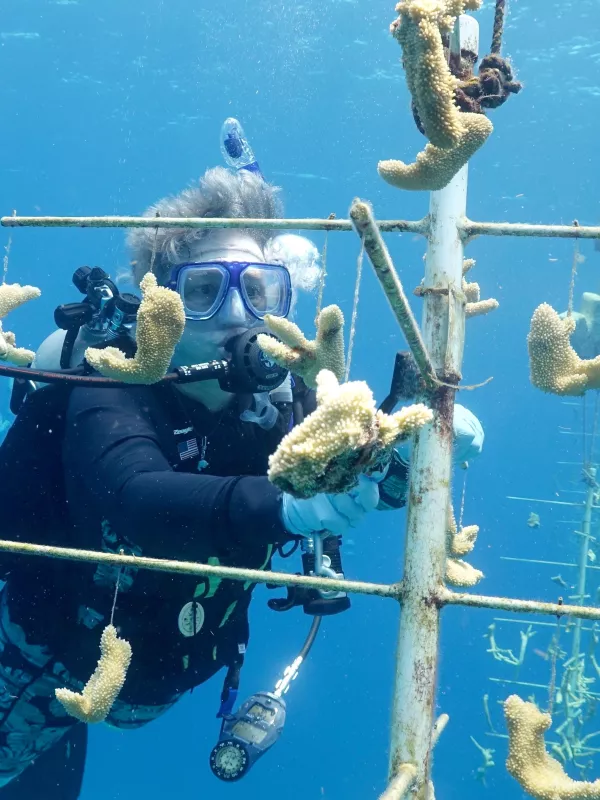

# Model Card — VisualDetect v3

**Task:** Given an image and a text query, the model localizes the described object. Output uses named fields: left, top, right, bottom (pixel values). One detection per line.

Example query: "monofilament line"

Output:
left=110, top=565, right=123, bottom=626
left=344, top=238, right=365, bottom=382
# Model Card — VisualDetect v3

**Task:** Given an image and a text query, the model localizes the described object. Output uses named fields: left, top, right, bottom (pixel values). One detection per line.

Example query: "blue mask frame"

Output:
left=166, top=261, right=292, bottom=321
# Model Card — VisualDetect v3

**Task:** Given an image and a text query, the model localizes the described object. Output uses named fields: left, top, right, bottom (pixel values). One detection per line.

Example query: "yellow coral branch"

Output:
left=0, top=283, right=41, bottom=366
left=268, top=369, right=432, bottom=498
left=392, top=0, right=482, bottom=149
left=462, top=259, right=499, bottom=319
left=446, top=506, right=483, bottom=587
left=446, top=558, right=483, bottom=587
left=451, top=524, right=479, bottom=556
left=528, top=303, right=600, bottom=396
left=258, top=305, right=345, bottom=389
left=380, top=0, right=492, bottom=191
left=85, top=272, right=185, bottom=384
left=504, top=694, right=600, bottom=799
left=378, top=114, right=493, bottom=192
left=466, top=298, right=500, bottom=318
left=55, top=625, right=132, bottom=724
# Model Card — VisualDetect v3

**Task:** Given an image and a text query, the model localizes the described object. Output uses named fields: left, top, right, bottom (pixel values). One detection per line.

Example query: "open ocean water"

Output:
left=1, top=0, right=600, bottom=797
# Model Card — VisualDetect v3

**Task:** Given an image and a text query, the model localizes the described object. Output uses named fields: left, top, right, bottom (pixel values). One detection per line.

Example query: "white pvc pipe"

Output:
left=2, top=215, right=600, bottom=241
left=387, top=16, right=477, bottom=799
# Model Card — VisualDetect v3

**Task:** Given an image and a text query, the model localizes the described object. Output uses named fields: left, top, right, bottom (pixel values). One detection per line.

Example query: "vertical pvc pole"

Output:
left=387, top=16, right=478, bottom=799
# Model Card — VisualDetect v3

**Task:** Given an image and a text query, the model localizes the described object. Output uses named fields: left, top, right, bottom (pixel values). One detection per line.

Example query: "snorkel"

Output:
left=220, top=117, right=264, bottom=178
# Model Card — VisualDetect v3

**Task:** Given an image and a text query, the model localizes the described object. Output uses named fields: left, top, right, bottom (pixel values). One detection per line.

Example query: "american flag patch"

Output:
left=178, top=438, right=199, bottom=461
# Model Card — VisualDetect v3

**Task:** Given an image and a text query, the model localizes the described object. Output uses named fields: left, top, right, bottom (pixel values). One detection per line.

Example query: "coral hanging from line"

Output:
left=55, top=625, right=132, bottom=724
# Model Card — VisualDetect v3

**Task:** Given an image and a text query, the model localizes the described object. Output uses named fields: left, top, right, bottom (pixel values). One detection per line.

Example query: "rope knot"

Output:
left=476, top=54, right=522, bottom=109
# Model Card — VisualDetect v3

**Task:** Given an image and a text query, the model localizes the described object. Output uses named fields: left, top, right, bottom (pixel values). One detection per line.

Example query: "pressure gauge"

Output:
left=210, top=692, right=286, bottom=781
left=209, top=739, right=250, bottom=781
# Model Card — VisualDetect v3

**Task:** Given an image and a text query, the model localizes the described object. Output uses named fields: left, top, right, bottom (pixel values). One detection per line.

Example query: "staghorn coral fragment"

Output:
left=466, top=297, right=499, bottom=319
left=0, top=283, right=41, bottom=318
left=380, top=0, right=492, bottom=191
left=462, top=259, right=499, bottom=318
left=416, top=258, right=498, bottom=319
left=446, top=557, right=483, bottom=587
left=504, top=694, right=600, bottom=799
left=268, top=369, right=432, bottom=498
left=378, top=113, right=493, bottom=191
left=258, top=304, right=345, bottom=389
left=451, top=523, right=479, bottom=556
left=0, top=282, right=41, bottom=366
left=392, top=0, right=482, bottom=149
left=446, top=506, right=483, bottom=587
left=85, top=272, right=185, bottom=384
left=527, top=303, right=600, bottom=396
left=55, top=625, right=132, bottom=724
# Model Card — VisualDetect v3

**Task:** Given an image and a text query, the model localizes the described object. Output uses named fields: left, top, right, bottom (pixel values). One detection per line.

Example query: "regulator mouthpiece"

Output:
left=220, top=327, right=287, bottom=394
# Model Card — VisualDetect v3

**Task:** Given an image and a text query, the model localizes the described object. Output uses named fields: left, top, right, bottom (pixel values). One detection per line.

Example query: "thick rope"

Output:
left=490, top=0, right=505, bottom=55
left=412, top=0, right=521, bottom=135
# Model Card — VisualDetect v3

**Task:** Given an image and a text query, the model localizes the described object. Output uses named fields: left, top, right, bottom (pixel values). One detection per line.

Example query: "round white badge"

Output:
left=178, top=601, right=205, bottom=637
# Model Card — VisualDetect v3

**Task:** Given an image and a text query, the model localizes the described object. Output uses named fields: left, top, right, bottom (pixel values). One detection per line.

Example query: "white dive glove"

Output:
left=451, top=404, right=484, bottom=466
left=281, top=474, right=380, bottom=538
left=394, top=403, right=484, bottom=467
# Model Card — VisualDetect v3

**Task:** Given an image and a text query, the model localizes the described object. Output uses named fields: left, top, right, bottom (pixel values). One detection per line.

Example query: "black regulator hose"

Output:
left=0, top=361, right=184, bottom=388
left=0, top=327, right=288, bottom=392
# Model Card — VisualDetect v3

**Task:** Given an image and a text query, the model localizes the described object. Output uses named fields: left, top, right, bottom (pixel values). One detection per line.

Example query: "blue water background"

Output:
left=1, top=0, right=600, bottom=796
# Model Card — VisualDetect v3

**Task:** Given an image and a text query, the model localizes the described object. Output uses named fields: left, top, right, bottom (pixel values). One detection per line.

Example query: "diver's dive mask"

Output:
left=166, top=261, right=292, bottom=322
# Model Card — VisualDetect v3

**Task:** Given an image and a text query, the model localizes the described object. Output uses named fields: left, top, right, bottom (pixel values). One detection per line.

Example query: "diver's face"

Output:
left=171, top=231, right=267, bottom=366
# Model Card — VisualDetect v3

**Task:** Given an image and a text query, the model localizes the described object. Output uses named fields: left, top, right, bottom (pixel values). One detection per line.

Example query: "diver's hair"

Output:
left=127, top=167, right=284, bottom=286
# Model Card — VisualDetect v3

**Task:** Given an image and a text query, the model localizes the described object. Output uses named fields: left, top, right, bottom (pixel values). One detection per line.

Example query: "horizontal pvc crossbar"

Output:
left=0, top=538, right=399, bottom=599
left=2, top=538, right=600, bottom=622
left=1, top=216, right=427, bottom=233
left=2, top=215, right=600, bottom=240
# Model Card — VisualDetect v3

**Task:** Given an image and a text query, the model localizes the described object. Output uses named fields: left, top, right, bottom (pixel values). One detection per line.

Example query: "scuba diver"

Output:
left=0, top=123, right=484, bottom=797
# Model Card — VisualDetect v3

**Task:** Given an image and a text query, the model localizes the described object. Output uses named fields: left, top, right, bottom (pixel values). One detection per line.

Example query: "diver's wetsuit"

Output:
left=0, top=379, right=314, bottom=793
left=0, top=377, right=409, bottom=796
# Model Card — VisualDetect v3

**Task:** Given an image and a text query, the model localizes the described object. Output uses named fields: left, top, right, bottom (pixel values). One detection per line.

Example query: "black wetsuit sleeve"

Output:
left=63, top=387, right=290, bottom=559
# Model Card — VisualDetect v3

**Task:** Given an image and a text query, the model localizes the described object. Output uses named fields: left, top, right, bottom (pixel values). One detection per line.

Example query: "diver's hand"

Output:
left=452, top=404, right=484, bottom=466
left=394, top=403, right=484, bottom=467
left=281, top=475, right=380, bottom=537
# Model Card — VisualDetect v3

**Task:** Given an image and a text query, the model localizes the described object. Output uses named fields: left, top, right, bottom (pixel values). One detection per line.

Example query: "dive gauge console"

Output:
left=209, top=692, right=286, bottom=781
